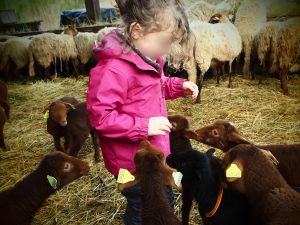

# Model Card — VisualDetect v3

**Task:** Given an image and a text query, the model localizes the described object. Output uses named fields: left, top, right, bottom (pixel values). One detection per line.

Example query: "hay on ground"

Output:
left=0, top=74, right=299, bottom=225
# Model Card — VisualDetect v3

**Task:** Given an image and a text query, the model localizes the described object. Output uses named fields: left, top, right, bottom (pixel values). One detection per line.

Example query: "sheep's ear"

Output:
left=182, top=129, right=198, bottom=140
left=63, top=102, right=75, bottom=110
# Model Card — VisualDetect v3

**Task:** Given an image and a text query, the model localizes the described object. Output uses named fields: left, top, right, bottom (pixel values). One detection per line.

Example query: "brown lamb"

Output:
left=119, top=140, right=181, bottom=225
left=0, top=151, right=90, bottom=225
left=222, top=144, right=300, bottom=225
left=0, top=80, right=9, bottom=119
left=44, top=96, right=101, bottom=162
left=194, top=119, right=300, bottom=186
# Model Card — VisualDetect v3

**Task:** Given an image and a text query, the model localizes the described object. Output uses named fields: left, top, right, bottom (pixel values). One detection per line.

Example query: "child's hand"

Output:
left=148, top=117, right=172, bottom=136
left=183, top=81, right=199, bottom=100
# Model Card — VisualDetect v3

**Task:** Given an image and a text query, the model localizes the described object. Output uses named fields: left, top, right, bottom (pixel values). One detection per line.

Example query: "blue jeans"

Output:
left=121, top=183, right=175, bottom=225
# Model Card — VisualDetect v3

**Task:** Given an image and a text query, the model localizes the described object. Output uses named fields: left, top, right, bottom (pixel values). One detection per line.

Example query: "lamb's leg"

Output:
left=69, top=138, right=83, bottom=157
left=91, top=130, right=101, bottom=162
left=258, top=62, right=265, bottom=85
left=279, top=67, right=289, bottom=95
left=2, top=103, right=10, bottom=120
left=64, top=133, right=73, bottom=154
left=3, top=60, right=11, bottom=82
left=242, top=42, right=251, bottom=80
left=228, top=60, right=233, bottom=88
left=80, top=63, right=86, bottom=75
left=70, top=58, right=79, bottom=78
left=182, top=186, right=194, bottom=225
left=0, top=131, right=6, bottom=150
left=216, top=71, right=220, bottom=86
left=195, top=66, right=205, bottom=104
left=65, top=60, right=69, bottom=77
left=44, top=66, right=51, bottom=80
left=212, top=65, right=220, bottom=86
left=54, top=135, right=64, bottom=152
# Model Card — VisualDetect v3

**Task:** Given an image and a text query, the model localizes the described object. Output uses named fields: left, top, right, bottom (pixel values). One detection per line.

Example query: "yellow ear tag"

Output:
left=117, top=168, right=135, bottom=184
left=44, top=110, right=49, bottom=120
left=172, top=171, right=183, bottom=187
left=226, top=163, right=242, bottom=178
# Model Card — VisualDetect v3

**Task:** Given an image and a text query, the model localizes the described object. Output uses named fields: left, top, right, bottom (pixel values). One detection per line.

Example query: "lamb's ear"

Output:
left=139, top=140, right=150, bottom=149
left=228, top=132, right=251, bottom=145
left=224, top=158, right=243, bottom=182
left=195, top=169, right=202, bottom=180
left=182, top=129, right=198, bottom=140
left=206, top=148, right=216, bottom=158
left=164, top=164, right=182, bottom=191
left=63, top=102, right=75, bottom=110
left=42, top=104, right=51, bottom=114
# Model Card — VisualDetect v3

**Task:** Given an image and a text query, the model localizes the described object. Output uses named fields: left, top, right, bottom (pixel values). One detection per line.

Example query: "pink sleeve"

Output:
left=87, top=66, right=149, bottom=141
left=162, top=75, right=187, bottom=100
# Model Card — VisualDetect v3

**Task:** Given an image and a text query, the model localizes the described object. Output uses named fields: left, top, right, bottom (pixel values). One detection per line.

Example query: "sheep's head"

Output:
left=135, top=140, right=165, bottom=173
left=168, top=114, right=198, bottom=139
left=134, top=140, right=181, bottom=190
left=209, top=13, right=230, bottom=24
left=63, top=25, right=78, bottom=36
left=163, top=62, right=188, bottom=79
left=40, top=151, right=90, bottom=190
left=44, top=101, right=76, bottom=126
left=166, top=149, right=212, bottom=182
left=194, top=120, right=251, bottom=151
left=222, top=144, right=282, bottom=198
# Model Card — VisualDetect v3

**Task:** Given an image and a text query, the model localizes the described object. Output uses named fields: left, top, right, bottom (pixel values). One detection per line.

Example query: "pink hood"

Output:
left=87, top=29, right=186, bottom=175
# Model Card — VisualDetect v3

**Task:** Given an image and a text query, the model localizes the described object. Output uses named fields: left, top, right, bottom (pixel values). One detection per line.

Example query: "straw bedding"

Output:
left=0, top=74, right=299, bottom=225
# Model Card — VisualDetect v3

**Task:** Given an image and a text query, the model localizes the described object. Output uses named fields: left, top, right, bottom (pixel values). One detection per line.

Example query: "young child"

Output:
left=86, top=0, right=198, bottom=224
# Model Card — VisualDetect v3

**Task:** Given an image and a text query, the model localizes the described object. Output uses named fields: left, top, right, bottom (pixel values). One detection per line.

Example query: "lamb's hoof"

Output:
left=243, top=73, right=250, bottom=80
left=227, top=84, right=232, bottom=88
left=0, top=145, right=9, bottom=151
left=94, top=156, right=100, bottom=163
left=216, top=83, right=220, bottom=87
left=283, top=90, right=290, bottom=96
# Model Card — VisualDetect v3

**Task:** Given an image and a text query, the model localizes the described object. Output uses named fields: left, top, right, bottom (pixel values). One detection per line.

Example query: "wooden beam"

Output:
left=0, top=23, right=118, bottom=38
left=85, top=0, right=101, bottom=24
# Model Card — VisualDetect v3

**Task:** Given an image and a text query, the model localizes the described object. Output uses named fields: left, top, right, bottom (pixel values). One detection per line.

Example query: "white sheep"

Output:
left=255, top=18, right=300, bottom=94
left=168, top=14, right=242, bottom=103
left=74, top=26, right=116, bottom=73
left=28, top=26, right=78, bottom=78
left=187, top=0, right=231, bottom=21
left=0, top=37, right=31, bottom=80
left=234, top=0, right=270, bottom=79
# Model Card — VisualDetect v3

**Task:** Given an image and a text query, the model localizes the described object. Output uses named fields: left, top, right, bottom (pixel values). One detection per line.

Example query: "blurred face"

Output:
left=130, top=23, right=175, bottom=60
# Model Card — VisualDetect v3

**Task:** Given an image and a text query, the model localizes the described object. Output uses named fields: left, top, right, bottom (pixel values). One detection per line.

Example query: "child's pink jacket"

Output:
left=87, top=29, right=186, bottom=175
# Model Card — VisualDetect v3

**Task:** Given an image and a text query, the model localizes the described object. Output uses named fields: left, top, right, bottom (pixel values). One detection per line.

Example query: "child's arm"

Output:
left=163, top=75, right=198, bottom=100
left=87, top=66, right=149, bottom=141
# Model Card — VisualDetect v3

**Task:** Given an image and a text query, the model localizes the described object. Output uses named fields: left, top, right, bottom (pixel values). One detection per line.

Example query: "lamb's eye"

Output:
left=63, top=162, right=72, bottom=172
left=212, top=129, right=219, bottom=137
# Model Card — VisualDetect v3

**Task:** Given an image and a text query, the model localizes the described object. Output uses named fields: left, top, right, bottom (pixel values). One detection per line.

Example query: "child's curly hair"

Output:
left=115, top=0, right=190, bottom=49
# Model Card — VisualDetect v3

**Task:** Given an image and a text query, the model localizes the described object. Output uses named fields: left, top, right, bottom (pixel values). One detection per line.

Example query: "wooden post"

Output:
left=84, top=0, right=101, bottom=24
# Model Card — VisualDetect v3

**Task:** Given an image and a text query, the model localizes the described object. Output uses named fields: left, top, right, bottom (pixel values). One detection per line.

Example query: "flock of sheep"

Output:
left=0, top=0, right=299, bottom=101
left=0, top=25, right=115, bottom=80
left=168, top=0, right=300, bottom=102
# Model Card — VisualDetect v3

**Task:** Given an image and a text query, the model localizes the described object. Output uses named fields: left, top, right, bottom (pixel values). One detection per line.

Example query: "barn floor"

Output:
left=0, top=74, right=299, bottom=225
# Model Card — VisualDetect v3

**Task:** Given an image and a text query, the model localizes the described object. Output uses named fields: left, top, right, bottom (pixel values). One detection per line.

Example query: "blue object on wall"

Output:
left=60, top=8, right=117, bottom=26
